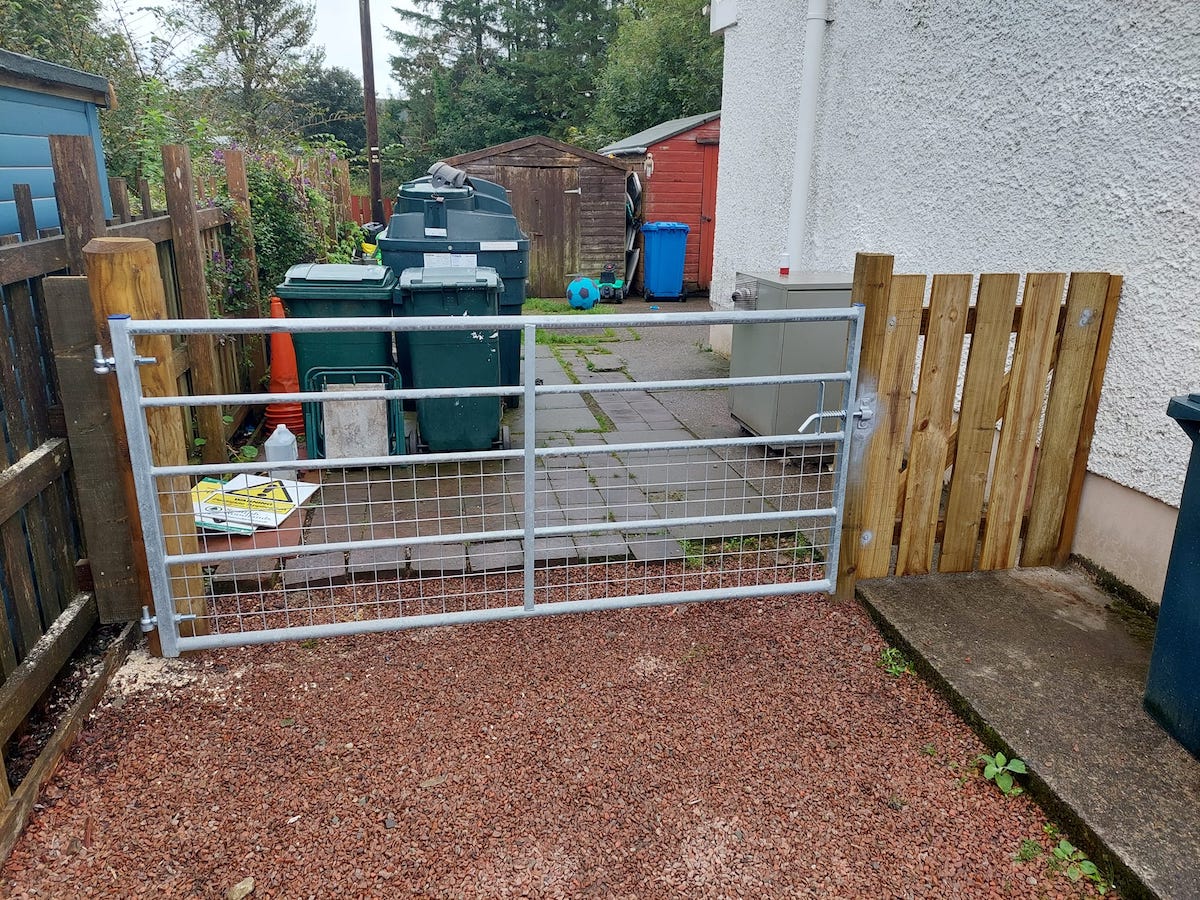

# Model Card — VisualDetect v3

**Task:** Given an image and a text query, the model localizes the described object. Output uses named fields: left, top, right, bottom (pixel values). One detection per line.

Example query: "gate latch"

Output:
left=852, top=396, right=876, bottom=430
left=93, top=344, right=158, bottom=375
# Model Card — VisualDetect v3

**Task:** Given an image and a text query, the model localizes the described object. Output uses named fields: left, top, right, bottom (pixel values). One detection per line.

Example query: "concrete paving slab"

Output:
left=584, top=353, right=625, bottom=372
left=524, top=537, right=577, bottom=565
left=627, top=536, right=685, bottom=562
left=409, top=543, right=467, bottom=573
left=282, top=551, right=346, bottom=586
left=211, top=555, right=282, bottom=593
left=468, top=540, right=523, bottom=571
left=603, top=429, right=695, bottom=445
left=347, top=544, right=408, bottom=576
left=573, top=534, right=631, bottom=561
left=535, top=407, right=600, bottom=432
left=858, top=567, right=1199, bottom=900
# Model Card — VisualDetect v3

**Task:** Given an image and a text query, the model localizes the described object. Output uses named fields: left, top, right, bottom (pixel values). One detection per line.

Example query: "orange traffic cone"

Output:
left=263, top=296, right=306, bottom=436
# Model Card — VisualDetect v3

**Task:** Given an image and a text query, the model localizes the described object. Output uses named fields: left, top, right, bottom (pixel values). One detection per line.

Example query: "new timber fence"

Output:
left=836, top=252, right=1122, bottom=598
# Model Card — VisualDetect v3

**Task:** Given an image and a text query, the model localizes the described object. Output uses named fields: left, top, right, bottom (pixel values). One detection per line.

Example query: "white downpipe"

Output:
left=782, top=0, right=831, bottom=273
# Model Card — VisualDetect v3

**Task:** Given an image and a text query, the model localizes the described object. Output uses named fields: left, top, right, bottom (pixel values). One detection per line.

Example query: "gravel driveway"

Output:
left=2, top=595, right=1109, bottom=898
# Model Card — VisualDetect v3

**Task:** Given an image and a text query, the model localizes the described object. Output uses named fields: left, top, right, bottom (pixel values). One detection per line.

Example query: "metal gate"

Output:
left=104, top=308, right=863, bottom=657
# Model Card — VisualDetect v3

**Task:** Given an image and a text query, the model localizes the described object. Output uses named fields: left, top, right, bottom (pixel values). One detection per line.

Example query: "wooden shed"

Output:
left=0, top=49, right=112, bottom=237
left=447, top=136, right=628, bottom=298
left=601, top=111, right=720, bottom=293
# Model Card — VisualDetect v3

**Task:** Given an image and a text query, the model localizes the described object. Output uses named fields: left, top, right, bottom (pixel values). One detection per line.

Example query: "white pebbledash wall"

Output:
left=710, top=0, right=1200, bottom=601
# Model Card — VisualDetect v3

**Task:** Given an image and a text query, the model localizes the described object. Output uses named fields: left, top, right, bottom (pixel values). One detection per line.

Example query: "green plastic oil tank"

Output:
left=275, top=264, right=396, bottom=379
left=397, top=266, right=503, bottom=452
left=378, top=165, right=528, bottom=406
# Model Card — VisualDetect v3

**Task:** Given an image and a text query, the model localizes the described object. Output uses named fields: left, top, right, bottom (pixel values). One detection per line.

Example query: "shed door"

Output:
left=698, top=142, right=719, bottom=290
left=497, top=165, right=580, bottom=299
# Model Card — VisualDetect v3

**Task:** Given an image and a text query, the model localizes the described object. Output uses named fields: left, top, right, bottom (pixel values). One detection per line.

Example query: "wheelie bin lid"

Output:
left=277, top=264, right=396, bottom=299
left=640, top=221, right=690, bottom=233
left=398, top=266, right=503, bottom=291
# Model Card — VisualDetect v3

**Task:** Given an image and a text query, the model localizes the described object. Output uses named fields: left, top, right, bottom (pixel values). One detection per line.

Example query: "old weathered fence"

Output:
left=0, top=135, right=260, bottom=856
left=837, top=253, right=1121, bottom=598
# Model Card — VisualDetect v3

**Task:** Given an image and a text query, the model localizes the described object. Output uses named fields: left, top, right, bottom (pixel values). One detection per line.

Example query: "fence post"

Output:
left=83, top=237, right=211, bottom=642
left=43, top=276, right=143, bottom=624
left=48, top=135, right=107, bottom=274
left=835, top=253, right=895, bottom=602
left=12, top=185, right=37, bottom=241
left=107, top=177, right=132, bottom=223
left=162, top=144, right=226, bottom=464
left=334, top=159, right=352, bottom=223
left=222, top=149, right=260, bottom=307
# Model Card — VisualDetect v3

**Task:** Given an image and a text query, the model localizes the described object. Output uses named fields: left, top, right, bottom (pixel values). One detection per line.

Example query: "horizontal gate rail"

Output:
left=107, top=306, right=864, bottom=656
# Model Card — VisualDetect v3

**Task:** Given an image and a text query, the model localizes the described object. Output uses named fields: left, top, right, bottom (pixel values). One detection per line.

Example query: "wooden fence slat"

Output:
left=0, top=592, right=96, bottom=746
left=939, top=273, right=1021, bottom=572
left=137, top=177, right=153, bottom=219
left=0, top=440, right=69, bottom=525
left=0, top=237, right=69, bottom=286
left=895, top=274, right=971, bottom=575
left=979, top=272, right=1065, bottom=569
left=47, top=136, right=107, bottom=275
left=223, top=150, right=260, bottom=312
left=857, top=273, right=926, bottom=579
left=1021, top=272, right=1112, bottom=566
left=12, top=185, right=37, bottom=242
left=108, top=177, right=131, bottom=224
left=162, top=145, right=225, bottom=464
left=1054, top=275, right=1123, bottom=564
left=835, top=253, right=895, bottom=599
left=1, top=520, right=43, bottom=656
left=43, top=276, right=143, bottom=624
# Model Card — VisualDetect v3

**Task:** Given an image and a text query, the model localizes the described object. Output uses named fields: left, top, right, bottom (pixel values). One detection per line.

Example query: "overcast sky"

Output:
left=311, top=0, right=412, bottom=98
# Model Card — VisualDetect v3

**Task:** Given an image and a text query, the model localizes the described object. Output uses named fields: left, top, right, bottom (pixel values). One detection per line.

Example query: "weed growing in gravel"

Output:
left=879, top=647, right=914, bottom=677
left=978, top=750, right=1027, bottom=796
left=680, top=540, right=705, bottom=569
left=1050, top=839, right=1109, bottom=894
left=920, top=742, right=938, bottom=757
left=1014, top=839, right=1043, bottom=862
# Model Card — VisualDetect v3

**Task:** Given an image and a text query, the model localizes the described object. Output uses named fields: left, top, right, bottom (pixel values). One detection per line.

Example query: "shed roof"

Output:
left=599, top=111, right=720, bottom=156
left=447, top=135, right=627, bottom=170
left=0, top=49, right=111, bottom=106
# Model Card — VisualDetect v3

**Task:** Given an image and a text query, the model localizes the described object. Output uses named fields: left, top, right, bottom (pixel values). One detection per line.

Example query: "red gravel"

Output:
left=2, top=596, right=1112, bottom=898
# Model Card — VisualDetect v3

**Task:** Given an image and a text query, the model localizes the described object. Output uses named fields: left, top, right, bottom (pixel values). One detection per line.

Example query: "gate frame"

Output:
left=106, top=308, right=865, bottom=657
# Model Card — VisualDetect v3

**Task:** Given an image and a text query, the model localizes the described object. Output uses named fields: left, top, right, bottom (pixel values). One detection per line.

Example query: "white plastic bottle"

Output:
left=264, top=423, right=298, bottom=483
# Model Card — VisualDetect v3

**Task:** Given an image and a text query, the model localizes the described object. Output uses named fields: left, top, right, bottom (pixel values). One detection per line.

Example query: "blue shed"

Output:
left=0, top=49, right=112, bottom=237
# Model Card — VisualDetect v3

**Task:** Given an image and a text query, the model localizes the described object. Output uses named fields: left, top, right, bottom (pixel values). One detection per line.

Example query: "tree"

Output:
left=289, top=63, right=367, bottom=153
left=585, top=0, right=723, bottom=149
left=174, top=0, right=316, bottom=145
left=388, top=0, right=618, bottom=178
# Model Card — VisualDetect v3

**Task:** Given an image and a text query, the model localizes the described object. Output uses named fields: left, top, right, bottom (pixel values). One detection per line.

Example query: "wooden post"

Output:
left=334, top=159, right=352, bottom=223
left=107, top=177, right=132, bottom=223
left=222, top=149, right=260, bottom=310
left=48, top=135, right=107, bottom=274
left=43, top=277, right=144, bottom=624
left=162, top=144, right=225, bottom=464
left=83, top=237, right=211, bottom=644
left=835, top=253, right=896, bottom=601
left=137, top=177, right=153, bottom=219
left=12, top=184, right=37, bottom=240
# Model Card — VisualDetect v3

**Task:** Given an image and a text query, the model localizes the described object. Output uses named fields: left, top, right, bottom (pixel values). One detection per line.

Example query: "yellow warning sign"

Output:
left=191, top=475, right=318, bottom=532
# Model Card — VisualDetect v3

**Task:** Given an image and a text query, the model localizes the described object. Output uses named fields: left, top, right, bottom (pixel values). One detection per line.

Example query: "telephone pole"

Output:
left=359, top=0, right=385, bottom=223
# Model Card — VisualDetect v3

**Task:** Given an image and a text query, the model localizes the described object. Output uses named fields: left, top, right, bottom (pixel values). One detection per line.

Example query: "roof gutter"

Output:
left=782, top=0, right=831, bottom=274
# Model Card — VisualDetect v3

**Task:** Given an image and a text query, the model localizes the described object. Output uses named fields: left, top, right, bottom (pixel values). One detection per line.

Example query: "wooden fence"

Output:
left=837, top=253, right=1121, bottom=596
left=0, top=135, right=261, bottom=856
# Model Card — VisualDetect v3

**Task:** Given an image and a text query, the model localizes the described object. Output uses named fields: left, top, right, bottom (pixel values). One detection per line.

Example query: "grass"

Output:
left=535, top=327, right=622, bottom=346
left=522, top=297, right=615, bottom=316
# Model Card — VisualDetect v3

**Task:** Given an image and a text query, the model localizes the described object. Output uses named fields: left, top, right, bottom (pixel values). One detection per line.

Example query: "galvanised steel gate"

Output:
left=104, top=309, right=863, bottom=657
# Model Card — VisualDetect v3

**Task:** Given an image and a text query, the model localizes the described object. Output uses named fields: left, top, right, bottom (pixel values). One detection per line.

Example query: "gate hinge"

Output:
left=140, top=605, right=157, bottom=633
left=93, top=344, right=157, bottom=375
left=851, top=396, right=876, bottom=429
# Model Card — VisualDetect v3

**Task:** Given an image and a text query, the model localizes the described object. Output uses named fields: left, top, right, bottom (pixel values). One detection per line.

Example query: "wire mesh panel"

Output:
left=108, top=309, right=862, bottom=657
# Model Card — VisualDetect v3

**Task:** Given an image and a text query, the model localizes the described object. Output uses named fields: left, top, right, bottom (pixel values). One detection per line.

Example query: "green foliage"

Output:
left=582, top=0, right=724, bottom=149
left=1050, top=839, right=1108, bottom=894
left=977, top=751, right=1027, bottom=796
left=241, top=150, right=323, bottom=291
left=390, top=0, right=618, bottom=178
left=289, top=63, right=366, bottom=152
left=879, top=647, right=914, bottom=678
left=168, top=0, right=316, bottom=146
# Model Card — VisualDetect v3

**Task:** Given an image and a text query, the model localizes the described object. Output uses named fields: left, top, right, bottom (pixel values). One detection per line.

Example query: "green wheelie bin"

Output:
left=397, top=266, right=509, bottom=453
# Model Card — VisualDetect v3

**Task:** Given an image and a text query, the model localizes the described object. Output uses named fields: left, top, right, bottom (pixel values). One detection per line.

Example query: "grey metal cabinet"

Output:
left=729, top=271, right=852, bottom=439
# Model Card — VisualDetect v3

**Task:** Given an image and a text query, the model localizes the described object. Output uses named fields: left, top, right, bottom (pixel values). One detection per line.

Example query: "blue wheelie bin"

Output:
left=641, top=221, right=690, bottom=302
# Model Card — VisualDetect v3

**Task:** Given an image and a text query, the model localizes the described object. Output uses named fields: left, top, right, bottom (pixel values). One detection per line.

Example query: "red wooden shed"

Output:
left=601, top=111, right=720, bottom=294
